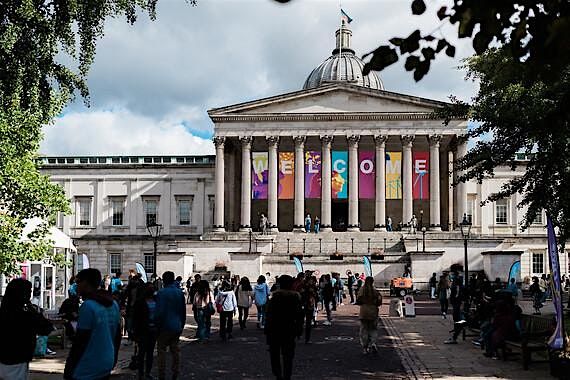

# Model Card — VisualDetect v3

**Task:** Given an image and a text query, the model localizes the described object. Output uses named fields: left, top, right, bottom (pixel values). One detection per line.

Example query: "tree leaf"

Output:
left=436, top=39, right=448, bottom=53
left=437, top=6, right=448, bottom=20
left=362, top=45, right=399, bottom=74
left=446, top=45, right=456, bottom=57
left=405, top=55, right=420, bottom=71
left=400, top=29, right=421, bottom=54
left=411, top=0, right=426, bottom=15
left=389, top=37, right=403, bottom=46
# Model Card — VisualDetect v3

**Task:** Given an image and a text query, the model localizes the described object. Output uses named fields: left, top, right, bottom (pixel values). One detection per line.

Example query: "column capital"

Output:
left=401, top=134, right=415, bottom=147
left=320, top=135, right=333, bottom=147
left=428, top=134, right=443, bottom=147
left=240, top=136, right=253, bottom=148
left=347, top=134, right=360, bottom=147
left=373, top=135, right=388, bottom=146
left=213, top=136, right=226, bottom=148
left=266, top=136, right=279, bottom=148
left=293, top=135, right=306, bottom=147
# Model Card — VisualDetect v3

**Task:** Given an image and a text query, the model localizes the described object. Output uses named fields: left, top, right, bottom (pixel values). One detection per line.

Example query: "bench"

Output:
left=502, top=314, right=553, bottom=370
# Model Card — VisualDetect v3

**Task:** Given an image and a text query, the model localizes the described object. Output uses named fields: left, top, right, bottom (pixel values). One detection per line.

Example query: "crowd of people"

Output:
left=0, top=267, right=382, bottom=380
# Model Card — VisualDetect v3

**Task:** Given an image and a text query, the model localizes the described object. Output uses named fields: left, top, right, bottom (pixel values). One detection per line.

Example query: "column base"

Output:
left=429, top=225, right=442, bottom=231
left=320, top=227, right=332, bottom=232
left=293, top=227, right=306, bottom=233
left=347, top=226, right=360, bottom=232
left=268, top=227, right=279, bottom=233
left=239, top=226, right=251, bottom=232
left=212, top=226, right=226, bottom=233
left=374, top=226, right=387, bottom=232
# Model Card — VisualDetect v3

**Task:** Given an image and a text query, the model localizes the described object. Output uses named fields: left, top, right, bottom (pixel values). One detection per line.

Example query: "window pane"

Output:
left=145, top=200, right=157, bottom=226
left=532, top=212, right=543, bottom=225
left=112, top=199, right=124, bottom=226
left=144, top=253, right=155, bottom=274
left=495, top=199, right=507, bottom=224
left=179, top=200, right=191, bottom=225
left=110, top=253, right=122, bottom=274
left=79, top=199, right=91, bottom=226
left=532, top=253, right=544, bottom=274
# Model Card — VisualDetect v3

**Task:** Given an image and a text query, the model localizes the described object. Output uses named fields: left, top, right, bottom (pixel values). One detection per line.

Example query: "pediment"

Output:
left=208, top=83, right=447, bottom=118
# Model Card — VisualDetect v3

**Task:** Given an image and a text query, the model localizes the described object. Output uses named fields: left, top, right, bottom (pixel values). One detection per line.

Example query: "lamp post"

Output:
left=422, top=227, right=426, bottom=252
left=147, top=223, right=163, bottom=277
left=460, top=214, right=472, bottom=286
left=419, top=209, right=423, bottom=229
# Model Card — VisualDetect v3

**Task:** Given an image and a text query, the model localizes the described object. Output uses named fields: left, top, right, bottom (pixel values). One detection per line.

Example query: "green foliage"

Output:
left=441, top=50, right=570, bottom=244
left=0, top=1, right=158, bottom=275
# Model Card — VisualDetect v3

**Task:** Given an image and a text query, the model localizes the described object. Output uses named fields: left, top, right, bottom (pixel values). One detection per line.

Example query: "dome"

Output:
left=303, top=21, right=384, bottom=91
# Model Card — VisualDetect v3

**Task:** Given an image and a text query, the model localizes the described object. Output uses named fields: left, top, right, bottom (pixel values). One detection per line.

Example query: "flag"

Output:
left=363, top=256, right=372, bottom=277
left=546, top=216, right=565, bottom=350
left=135, top=262, right=148, bottom=283
left=341, top=9, right=353, bottom=24
left=293, top=256, right=304, bottom=274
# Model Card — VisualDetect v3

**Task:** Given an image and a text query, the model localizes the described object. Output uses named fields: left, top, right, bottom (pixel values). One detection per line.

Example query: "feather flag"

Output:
left=135, top=262, right=148, bottom=283
left=507, top=260, right=520, bottom=284
left=546, top=216, right=565, bottom=350
left=363, top=256, right=372, bottom=278
left=293, top=256, right=304, bottom=274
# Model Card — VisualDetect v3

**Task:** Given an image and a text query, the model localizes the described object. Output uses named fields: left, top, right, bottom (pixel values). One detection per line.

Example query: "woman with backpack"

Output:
left=193, top=280, right=214, bottom=342
left=356, top=277, right=382, bottom=355
left=253, top=275, right=270, bottom=328
left=216, top=281, right=237, bottom=341
left=236, top=277, right=254, bottom=330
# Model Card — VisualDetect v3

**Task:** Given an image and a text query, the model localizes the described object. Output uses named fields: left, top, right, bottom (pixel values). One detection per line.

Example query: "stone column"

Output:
left=320, top=135, right=333, bottom=232
left=401, top=135, right=415, bottom=226
left=213, top=136, right=225, bottom=232
left=448, top=150, right=454, bottom=230
left=348, top=135, right=360, bottom=232
left=374, top=135, right=387, bottom=231
left=239, top=136, right=253, bottom=232
left=429, top=135, right=442, bottom=231
left=293, top=136, right=306, bottom=231
left=456, top=138, right=468, bottom=226
left=267, top=136, right=279, bottom=231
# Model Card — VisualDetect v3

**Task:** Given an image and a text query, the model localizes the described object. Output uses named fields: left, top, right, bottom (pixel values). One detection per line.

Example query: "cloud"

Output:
left=41, top=108, right=214, bottom=156
left=41, top=0, right=479, bottom=156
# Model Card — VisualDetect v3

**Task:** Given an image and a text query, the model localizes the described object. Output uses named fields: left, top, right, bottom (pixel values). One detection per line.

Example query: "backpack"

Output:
left=216, top=293, right=228, bottom=313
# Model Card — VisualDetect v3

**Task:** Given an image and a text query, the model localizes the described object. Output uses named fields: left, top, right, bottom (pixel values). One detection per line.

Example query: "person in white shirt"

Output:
left=216, top=281, right=237, bottom=341
left=236, top=277, right=254, bottom=330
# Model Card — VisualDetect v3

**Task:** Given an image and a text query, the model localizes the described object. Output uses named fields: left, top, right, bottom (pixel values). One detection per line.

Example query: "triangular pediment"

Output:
left=208, top=83, right=447, bottom=117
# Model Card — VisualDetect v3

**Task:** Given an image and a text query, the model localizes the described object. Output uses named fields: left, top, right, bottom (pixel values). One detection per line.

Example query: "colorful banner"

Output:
left=331, top=151, right=348, bottom=199
left=252, top=152, right=268, bottom=200
left=305, top=151, right=321, bottom=198
left=547, top=216, right=565, bottom=350
left=413, top=152, right=429, bottom=200
left=386, top=152, right=402, bottom=199
left=359, top=151, right=375, bottom=199
left=278, top=152, right=294, bottom=199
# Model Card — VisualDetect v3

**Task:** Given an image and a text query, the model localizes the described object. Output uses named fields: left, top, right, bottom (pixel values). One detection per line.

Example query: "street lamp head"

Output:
left=147, top=223, right=163, bottom=238
left=422, top=227, right=426, bottom=232
left=460, top=214, right=472, bottom=238
left=420, top=209, right=423, bottom=215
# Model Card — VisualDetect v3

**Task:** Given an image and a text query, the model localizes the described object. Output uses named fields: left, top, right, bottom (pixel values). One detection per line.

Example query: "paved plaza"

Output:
left=29, top=295, right=556, bottom=379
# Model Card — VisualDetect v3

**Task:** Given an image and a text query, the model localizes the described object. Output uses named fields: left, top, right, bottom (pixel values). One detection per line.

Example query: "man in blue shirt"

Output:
left=156, top=271, right=186, bottom=380
left=64, top=268, right=121, bottom=380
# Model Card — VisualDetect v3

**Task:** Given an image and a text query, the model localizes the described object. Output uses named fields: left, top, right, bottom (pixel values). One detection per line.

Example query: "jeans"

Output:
left=304, top=308, right=314, bottom=342
left=157, top=331, right=181, bottom=380
left=305, top=222, right=310, bottom=232
left=440, top=298, right=449, bottom=314
left=195, top=308, right=211, bottom=341
left=256, top=304, right=266, bottom=327
left=430, top=287, right=436, bottom=298
left=324, top=299, right=332, bottom=321
left=359, top=319, right=378, bottom=349
left=314, top=224, right=320, bottom=233
left=269, top=339, right=296, bottom=380
left=219, top=310, right=234, bottom=340
left=349, top=286, right=355, bottom=303
left=238, top=306, right=249, bottom=329
left=137, top=331, right=157, bottom=377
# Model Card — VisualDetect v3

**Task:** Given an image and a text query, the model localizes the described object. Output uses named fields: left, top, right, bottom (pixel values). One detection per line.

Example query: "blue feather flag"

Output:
left=363, top=256, right=372, bottom=278
left=135, top=262, right=148, bottom=283
left=293, top=256, right=304, bottom=274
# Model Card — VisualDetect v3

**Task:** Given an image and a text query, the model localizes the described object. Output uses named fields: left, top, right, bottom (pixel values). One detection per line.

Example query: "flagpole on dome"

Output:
left=338, top=0, right=342, bottom=81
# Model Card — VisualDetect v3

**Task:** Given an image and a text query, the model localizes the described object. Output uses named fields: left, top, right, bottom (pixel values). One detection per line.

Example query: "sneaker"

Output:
left=442, top=313, right=447, bottom=319
left=46, top=348, right=57, bottom=356
left=362, top=348, right=369, bottom=355
left=472, top=340, right=482, bottom=347
left=444, top=338, right=457, bottom=344
left=323, top=320, right=332, bottom=326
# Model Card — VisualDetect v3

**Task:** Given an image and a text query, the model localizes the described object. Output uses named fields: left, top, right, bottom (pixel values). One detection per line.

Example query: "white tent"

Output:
left=20, top=218, right=76, bottom=251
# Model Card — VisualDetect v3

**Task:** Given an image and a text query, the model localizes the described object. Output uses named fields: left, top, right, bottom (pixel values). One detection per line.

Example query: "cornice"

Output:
left=211, top=112, right=464, bottom=123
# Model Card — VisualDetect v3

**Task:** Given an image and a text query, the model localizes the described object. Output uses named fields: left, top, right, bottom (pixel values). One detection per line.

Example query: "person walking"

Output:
left=0, top=279, right=53, bottom=380
left=254, top=275, right=270, bottom=328
left=300, top=275, right=318, bottom=344
left=444, top=277, right=465, bottom=344
left=386, top=216, right=393, bottom=231
left=265, top=275, right=304, bottom=380
left=304, top=214, right=311, bottom=233
left=133, top=283, right=158, bottom=380
left=410, top=215, right=418, bottom=234
left=216, top=281, right=238, bottom=341
left=185, top=276, right=193, bottom=304
left=314, top=216, right=320, bottom=233
left=429, top=273, right=438, bottom=299
left=64, top=269, right=121, bottom=380
left=356, top=277, right=382, bottom=355
left=322, top=274, right=334, bottom=325
left=236, top=277, right=254, bottom=330
left=437, top=274, right=450, bottom=319
left=155, top=271, right=186, bottom=380
left=260, top=213, right=268, bottom=235
left=193, top=280, right=214, bottom=342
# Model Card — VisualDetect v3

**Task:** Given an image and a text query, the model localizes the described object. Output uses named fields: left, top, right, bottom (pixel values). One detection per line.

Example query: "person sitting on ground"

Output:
left=356, top=277, right=382, bottom=355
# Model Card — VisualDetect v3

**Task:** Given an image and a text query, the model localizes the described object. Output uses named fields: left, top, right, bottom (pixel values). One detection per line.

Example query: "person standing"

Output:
left=133, top=283, right=158, bottom=380
left=193, top=280, right=214, bottom=342
left=64, top=268, right=121, bottom=380
left=347, top=271, right=356, bottom=304
left=155, top=271, right=186, bottom=380
left=444, top=277, right=465, bottom=344
left=0, top=279, right=53, bottom=379
left=304, top=214, right=311, bottom=233
left=254, top=275, right=270, bottom=328
left=265, top=275, right=304, bottom=380
left=386, top=216, right=393, bottom=232
left=429, top=273, right=438, bottom=299
left=437, top=275, right=450, bottom=319
left=110, top=271, right=123, bottom=296
left=314, top=216, right=320, bottom=233
left=300, top=275, right=318, bottom=344
left=260, top=213, right=268, bottom=235
left=410, top=215, right=418, bottom=234
left=356, top=277, right=382, bottom=355
left=322, top=274, right=334, bottom=325
left=236, top=277, right=254, bottom=330
left=185, top=275, right=193, bottom=304
left=216, top=281, right=237, bottom=341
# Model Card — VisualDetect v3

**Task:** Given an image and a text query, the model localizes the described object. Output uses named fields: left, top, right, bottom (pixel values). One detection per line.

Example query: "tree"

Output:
left=0, top=0, right=158, bottom=274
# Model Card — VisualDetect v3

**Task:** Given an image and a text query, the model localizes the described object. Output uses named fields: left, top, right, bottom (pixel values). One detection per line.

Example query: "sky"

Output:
left=40, top=0, right=478, bottom=157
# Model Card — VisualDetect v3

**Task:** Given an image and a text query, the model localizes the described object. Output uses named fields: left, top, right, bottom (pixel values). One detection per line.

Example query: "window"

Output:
left=466, top=196, right=475, bottom=224
left=177, top=199, right=192, bottom=225
left=495, top=199, right=508, bottom=224
left=144, top=253, right=155, bottom=274
left=532, top=211, right=543, bottom=225
left=532, top=252, right=544, bottom=274
left=77, top=198, right=92, bottom=226
left=111, top=198, right=125, bottom=226
left=144, top=199, right=158, bottom=226
left=109, top=253, right=122, bottom=275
